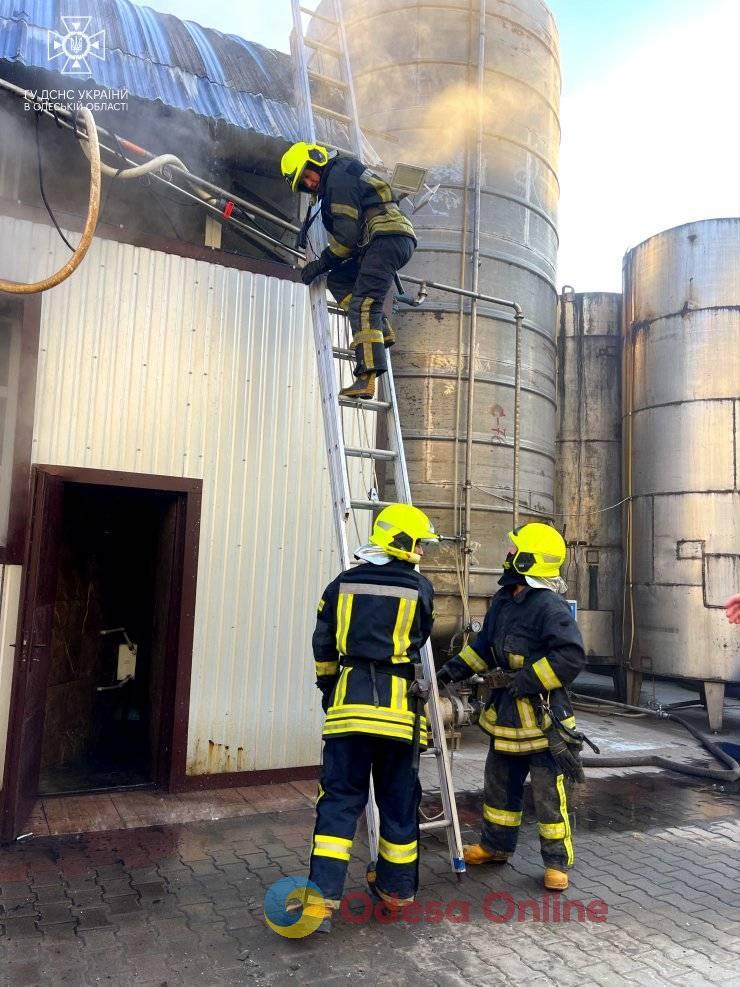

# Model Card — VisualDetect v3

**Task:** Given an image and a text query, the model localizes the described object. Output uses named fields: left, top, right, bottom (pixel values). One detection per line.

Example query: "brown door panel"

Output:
left=1, top=469, right=64, bottom=840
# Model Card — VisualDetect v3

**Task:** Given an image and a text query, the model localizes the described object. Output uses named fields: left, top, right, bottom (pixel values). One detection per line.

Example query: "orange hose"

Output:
left=0, top=107, right=101, bottom=295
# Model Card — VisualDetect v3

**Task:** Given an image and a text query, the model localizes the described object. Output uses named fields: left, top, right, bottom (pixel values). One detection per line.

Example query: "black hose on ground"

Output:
left=573, top=692, right=740, bottom=783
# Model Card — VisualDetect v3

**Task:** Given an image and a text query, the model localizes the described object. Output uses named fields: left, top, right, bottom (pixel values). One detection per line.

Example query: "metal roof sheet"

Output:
left=0, top=0, right=302, bottom=142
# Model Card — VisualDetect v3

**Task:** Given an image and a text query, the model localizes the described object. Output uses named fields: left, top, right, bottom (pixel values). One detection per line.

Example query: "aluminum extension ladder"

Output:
left=290, top=0, right=465, bottom=876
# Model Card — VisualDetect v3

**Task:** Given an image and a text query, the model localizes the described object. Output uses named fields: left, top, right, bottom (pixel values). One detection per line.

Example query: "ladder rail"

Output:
left=333, top=0, right=365, bottom=156
left=291, top=0, right=380, bottom=862
left=290, top=5, right=353, bottom=549
left=381, top=363, right=466, bottom=873
left=290, top=0, right=464, bottom=878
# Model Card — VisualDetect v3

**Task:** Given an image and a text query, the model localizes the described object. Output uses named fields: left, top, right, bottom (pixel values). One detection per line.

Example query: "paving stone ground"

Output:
left=1, top=765, right=738, bottom=986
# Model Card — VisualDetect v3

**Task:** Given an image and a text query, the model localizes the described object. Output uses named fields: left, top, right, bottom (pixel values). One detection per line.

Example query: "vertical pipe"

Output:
left=452, top=0, right=476, bottom=635
left=462, top=0, right=486, bottom=605
left=512, top=309, right=523, bottom=528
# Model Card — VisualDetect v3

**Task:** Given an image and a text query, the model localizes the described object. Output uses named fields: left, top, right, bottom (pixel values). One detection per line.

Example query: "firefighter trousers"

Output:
left=479, top=742, right=575, bottom=870
left=309, top=734, right=421, bottom=907
left=326, top=234, right=415, bottom=378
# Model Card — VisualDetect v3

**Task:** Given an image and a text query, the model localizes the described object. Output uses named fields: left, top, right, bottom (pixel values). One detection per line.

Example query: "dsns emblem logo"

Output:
left=48, top=17, right=106, bottom=76
left=264, top=877, right=325, bottom=938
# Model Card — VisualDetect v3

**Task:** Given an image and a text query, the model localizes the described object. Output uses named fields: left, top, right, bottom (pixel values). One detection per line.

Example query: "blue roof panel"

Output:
left=0, top=0, right=301, bottom=142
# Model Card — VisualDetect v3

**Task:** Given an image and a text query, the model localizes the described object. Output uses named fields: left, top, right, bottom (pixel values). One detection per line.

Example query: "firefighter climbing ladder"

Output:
left=290, top=0, right=465, bottom=876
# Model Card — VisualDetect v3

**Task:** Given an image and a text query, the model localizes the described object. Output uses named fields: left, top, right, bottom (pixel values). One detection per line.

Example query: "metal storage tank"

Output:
left=556, top=291, right=623, bottom=692
left=622, top=218, right=740, bottom=731
left=335, top=0, right=562, bottom=645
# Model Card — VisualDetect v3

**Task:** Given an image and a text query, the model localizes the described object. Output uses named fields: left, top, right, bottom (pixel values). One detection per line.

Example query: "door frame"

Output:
left=1, top=465, right=201, bottom=838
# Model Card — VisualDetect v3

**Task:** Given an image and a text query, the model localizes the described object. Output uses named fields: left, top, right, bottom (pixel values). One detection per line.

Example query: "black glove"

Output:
left=436, top=668, right=453, bottom=690
left=508, top=672, right=530, bottom=698
left=319, top=686, right=333, bottom=713
left=407, top=678, right=430, bottom=703
left=300, top=258, right=328, bottom=285
left=543, top=720, right=585, bottom=783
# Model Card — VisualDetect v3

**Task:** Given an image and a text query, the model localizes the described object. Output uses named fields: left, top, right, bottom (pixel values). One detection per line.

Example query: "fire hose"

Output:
left=0, top=106, right=101, bottom=294
left=437, top=676, right=740, bottom=784
left=573, top=693, right=740, bottom=783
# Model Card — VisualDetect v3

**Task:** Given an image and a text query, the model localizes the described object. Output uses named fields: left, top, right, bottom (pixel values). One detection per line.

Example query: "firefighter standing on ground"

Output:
left=437, top=523, right=585, bottom=892
left=305, top=504, right=437, bottom=931
left=281, top=142, right=416, bottom=401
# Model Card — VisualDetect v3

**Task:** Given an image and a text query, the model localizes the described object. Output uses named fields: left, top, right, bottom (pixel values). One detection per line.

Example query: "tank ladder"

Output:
left=290, top=0, right=465, bottom=877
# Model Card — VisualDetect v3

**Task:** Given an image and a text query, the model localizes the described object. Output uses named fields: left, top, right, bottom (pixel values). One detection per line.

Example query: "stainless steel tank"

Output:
left=337, top=0, right=561, bottom=644
left=556, top=291, right=623, bottom=686
left=622, top=218, right=740, bottom=729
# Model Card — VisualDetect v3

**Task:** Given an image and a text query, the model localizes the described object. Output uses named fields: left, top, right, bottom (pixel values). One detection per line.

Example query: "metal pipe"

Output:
left=452, top=0, right=476, bottom=638
left=462, top=0, right=486, bottom=606
left=399, top=273, right=522, bottom=315
left=0, top=78, right=303, bottom=260
left=0, top=76, right=301, bottom=235
left=512, top=310, right=523, bottom=527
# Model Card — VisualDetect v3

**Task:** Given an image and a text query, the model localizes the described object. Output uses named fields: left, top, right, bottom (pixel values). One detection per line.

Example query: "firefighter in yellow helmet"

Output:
left=436, top=523, right=585, bottom=892
left=280, top=141, right=416, bottom=401
left=302, top=504, right=437, bottom=932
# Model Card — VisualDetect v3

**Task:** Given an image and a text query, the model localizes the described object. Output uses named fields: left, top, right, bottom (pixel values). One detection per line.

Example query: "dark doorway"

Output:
left=39, top=484, right=177, bottom=794
left=2, top=467, right=201, bottom=840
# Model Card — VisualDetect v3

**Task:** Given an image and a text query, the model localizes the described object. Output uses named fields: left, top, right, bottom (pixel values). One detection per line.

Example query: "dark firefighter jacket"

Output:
left=312, top=559, right=434, bottom=745
left=439, top=586, right=585, bottom=754
left=316, top=155, right=416, bottom=269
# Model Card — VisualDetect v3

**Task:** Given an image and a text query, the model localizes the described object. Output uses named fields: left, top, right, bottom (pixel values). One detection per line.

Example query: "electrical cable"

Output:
left=144, top=177, right=185, bottom=242
left=474, top=485, right=630, bottom=520
left=34, top=111, right=74, bottom=252
left=0, top=107, right=101, bottom=295
left=1, top=77, right=302, bottom=259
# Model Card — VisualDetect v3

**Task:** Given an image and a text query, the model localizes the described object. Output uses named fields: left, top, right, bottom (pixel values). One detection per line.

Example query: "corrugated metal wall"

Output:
left=0, top=216, right=342, bottom=775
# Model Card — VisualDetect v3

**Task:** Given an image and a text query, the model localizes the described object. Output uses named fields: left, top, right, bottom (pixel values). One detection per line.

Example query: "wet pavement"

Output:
left=3, top=674, right=740, bottom=985
left=1, top=765, right=739, bottom=986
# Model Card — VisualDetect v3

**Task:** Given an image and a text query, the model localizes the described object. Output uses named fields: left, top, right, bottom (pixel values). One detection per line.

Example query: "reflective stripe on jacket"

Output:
left=316, top=156, right=416, bottom=267
left=439, top=586, right=585, bottom=754
left=313, top=559, right=434, bottom=744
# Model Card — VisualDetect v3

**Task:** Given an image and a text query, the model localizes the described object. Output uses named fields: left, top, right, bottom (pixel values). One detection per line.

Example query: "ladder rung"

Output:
left=308, top=69, right=348, bottom=89
left=338, top=397, right=391, bottom=412
left=323, top=143, right=355, bottom=156
left=304, top=37, right=341, bottom=57
left=350, top=499, right=394, bottom=510
left=332, top=346, right=354, bottom=359
left=420, top=818, right=452, bottom=833
left=346, top=446, right=397, bottom=462
left=349, top=500, right=393, bottom=511
left=299, top=5, right=337, bottom=25
left=312, top=103, right=351, bottom=123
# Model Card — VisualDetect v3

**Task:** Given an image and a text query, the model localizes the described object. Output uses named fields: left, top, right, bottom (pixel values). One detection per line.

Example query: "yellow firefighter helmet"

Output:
left=508, top=523, right=566, bottom=578
left=280, top=142, right=330, bottom=192
left=370, top=504, right=439, bottom=564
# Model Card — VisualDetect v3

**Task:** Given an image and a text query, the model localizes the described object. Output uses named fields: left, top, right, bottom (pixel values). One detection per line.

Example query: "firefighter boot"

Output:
left=339, top=372, right=376, bottom=400
left=302, top=900, right=333, bottom=934
left=463, top=844, right=511, bottom=865
left=367, top=861, right=405, bottom=917
left=544, top=868, right=569, bottom=891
